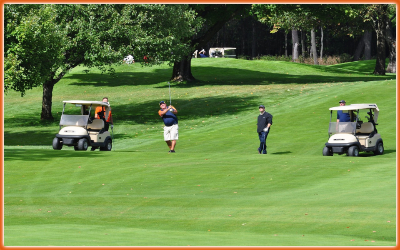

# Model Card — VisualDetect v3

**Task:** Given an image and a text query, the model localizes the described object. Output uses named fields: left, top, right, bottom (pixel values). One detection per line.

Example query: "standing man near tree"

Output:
left=158, top=101, right=178, bottom=153
left=257, top=105, right=273, bottom=154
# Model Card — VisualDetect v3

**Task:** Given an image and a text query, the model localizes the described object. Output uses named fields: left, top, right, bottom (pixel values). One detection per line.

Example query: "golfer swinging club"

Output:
left=158, top=101, right=178, bottom=153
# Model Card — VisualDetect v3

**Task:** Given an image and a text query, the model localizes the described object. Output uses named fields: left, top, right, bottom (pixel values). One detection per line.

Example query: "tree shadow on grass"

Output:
left=63, top=65, right=395, bottom=88
left=3, top=122, right=135, bottom=146
left=4, top=95, right=260, bottom=146
left=4, top=129, right=58, bottom=146
left=64, top=70, right=172, bottom=87
left=4, top=148, right=108, bottom=162
left=113, top=95, right=260, bottom=126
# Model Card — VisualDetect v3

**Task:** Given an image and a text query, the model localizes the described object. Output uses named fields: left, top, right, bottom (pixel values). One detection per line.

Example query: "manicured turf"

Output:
left=3, top=58, right=396, bottom=246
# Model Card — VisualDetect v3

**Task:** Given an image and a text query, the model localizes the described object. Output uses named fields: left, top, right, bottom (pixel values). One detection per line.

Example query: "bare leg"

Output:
left=170, top=140, right=176, bottom=150
left=166, top=140, right=172, bottom=150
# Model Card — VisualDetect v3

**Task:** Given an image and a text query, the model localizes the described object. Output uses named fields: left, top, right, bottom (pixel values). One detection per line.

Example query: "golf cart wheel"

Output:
left=348, top=146, right=359, bottom=157
left=100, top=138, right=112, bottom=151
left=52, top=137, right=63, bottom=150
left=322, top=146, right=333, bottom=156
left=77, top=138, right=88, bottom=151
left=374, top=141, right=384, bottom=155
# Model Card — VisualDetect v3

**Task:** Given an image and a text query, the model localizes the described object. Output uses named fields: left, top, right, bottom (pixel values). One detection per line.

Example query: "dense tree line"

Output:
left=205, top=16, right=377, bottom=59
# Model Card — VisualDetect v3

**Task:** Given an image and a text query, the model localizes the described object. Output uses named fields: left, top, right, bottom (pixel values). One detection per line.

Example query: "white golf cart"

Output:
left=52, top=100, right=113, bottom=151
left=323, top=104, right=384, bottom=157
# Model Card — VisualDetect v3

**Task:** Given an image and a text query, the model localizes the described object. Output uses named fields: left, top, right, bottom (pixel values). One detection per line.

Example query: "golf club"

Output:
left=168, top=82, right=172, bottom=105
left=111, top=125, right=114, bottom=151
left=168, top=82, right=173, bottom=112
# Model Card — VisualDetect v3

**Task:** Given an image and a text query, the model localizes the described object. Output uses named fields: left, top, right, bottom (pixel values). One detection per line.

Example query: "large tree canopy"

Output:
left=170, top=4, right=251, bottom=82
left=5, top=4, right=201, bottom=119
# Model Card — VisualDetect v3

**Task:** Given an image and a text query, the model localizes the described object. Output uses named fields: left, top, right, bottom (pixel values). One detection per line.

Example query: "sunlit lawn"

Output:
left=4, top=58, right=396, bottom=246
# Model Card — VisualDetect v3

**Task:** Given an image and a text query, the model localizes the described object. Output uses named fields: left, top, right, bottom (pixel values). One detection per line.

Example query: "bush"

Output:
left=338, top=53, right=353, bottom=63
left=239, top=54, right=356, bottom=65
left=258, top=55, right=292, bottom=62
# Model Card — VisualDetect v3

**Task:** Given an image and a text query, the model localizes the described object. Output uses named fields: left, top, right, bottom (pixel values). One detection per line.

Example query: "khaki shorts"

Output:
left=164, top=124, right=178, bottom=141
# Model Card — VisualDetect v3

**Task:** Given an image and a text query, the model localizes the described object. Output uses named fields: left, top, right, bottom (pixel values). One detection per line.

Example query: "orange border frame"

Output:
left=0, top=1, right=398, bottom=250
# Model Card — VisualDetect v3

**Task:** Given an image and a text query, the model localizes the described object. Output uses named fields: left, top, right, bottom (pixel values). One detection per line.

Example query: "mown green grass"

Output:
left=3, top=58, right=396, bottom=246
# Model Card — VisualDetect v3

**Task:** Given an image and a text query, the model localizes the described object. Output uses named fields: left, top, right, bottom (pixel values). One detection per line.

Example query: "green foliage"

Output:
left=4, top=4, right=201, bottom=96
left=4, top=5, right=67, bottom=95
left=252, top=4, right=371, bottom=37
left=338, top=53, right=354, bottom=63
left=258, top=55, right=292, bottom=62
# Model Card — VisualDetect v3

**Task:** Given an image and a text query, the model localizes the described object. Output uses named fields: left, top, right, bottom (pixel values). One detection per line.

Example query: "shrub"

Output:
left=239, top=54, right=356, bottom=65
left=338, top=53, right=353, bottom=63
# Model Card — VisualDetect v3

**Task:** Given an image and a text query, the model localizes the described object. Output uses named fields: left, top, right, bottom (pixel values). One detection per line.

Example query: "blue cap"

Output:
left=159, top=101, right=165, bottom=105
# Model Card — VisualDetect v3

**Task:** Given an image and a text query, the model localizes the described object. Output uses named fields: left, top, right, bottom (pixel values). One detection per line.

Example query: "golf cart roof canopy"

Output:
left=329, top=104, right=379, bottom=123
left=63, top=100, right=110, bottom=107
left=329, top=104, right=379, bottom=111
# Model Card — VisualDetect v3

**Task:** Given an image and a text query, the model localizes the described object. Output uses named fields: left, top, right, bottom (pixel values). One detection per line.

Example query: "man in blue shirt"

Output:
left=158, top=101, right=178, bottom=153
left=337, top=100, right=351, bottom=122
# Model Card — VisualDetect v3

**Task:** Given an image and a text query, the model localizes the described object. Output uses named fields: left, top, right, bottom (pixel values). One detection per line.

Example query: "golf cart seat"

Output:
left=356, top=122, right=375, bottom=147
left=356, top=122, right=374, bottom=135
left=87, top=119, right=104, bottom=132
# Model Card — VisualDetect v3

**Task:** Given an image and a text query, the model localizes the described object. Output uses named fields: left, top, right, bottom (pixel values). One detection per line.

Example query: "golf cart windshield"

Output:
left=63, top=100, right=111, bottom=121
left=60, top=114, right=89, bottom=126
left=328, top=122, right=357, bottom=134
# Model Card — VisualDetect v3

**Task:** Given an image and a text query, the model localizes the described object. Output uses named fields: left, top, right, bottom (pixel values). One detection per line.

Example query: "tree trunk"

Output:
left=320, top=26, right=324, bottom=60
left=171, top=55, right=195, bottom=82
left=311, top=28, right=318, bottom=65
left=354, top=35, right=365, bottom=61
left=372, top=4, right=388, bottom=75
left=40, top=63, right=78, bottom=120
left=252, top=22, right=256, bottom=59
left=354, top=30, right=372, bottom=61
left=374, top=29, right=386, bottom=75
left=285, top=31, right=288, bottom=57
left=292, top=29, right=299, bottom=62
left=364, top=30, right=372, bottom=60
left=385, top=18, right=396, bottom=73
left=171, top=5, right=244, bottom=81
left=301, top=30, right=306, bottom=58
left=41, top=81, right=55, bottom=120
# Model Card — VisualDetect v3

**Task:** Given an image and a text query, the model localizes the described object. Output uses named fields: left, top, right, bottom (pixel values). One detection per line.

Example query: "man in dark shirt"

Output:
left=257, top=105, right=273, bottom=154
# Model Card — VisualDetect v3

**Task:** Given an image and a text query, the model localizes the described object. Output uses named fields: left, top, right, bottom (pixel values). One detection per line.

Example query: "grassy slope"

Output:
left=3, top=59, right=396, bottom=246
